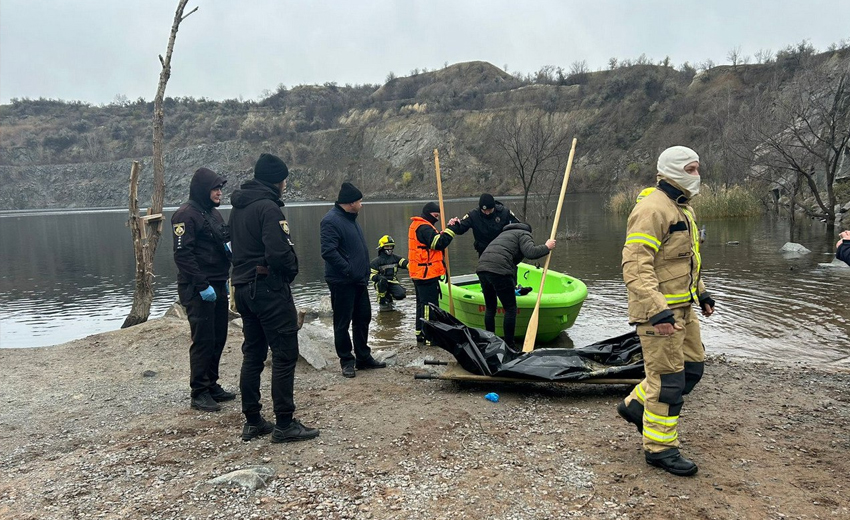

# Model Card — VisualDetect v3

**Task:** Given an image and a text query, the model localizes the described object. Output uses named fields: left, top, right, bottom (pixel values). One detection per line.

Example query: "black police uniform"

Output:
left=171, top=168, right=231, bottom=401
left=448, top=201, right=520, bottom=256
left=229, top=179, right=300, bottom=427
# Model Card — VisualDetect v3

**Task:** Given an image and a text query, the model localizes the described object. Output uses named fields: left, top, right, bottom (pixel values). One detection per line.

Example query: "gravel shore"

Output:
left=1, top=316, right=848, bottom=519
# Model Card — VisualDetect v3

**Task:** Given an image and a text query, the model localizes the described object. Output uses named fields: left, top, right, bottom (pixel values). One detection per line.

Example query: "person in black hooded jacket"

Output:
left=172, top=167, right=235, bottom=413
left=320, top=182, right=385, bottom=378
left=476, top=223, right=555, bottom=349
left=228, top=153, right=319, bottom=444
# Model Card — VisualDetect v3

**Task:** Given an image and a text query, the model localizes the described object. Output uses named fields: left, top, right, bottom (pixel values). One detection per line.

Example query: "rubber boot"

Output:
left=645, top=448, right=698, bottom=477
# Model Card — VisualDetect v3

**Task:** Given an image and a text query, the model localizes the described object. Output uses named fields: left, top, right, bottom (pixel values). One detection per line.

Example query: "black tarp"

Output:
left=421, top=304, right=645, bottom=381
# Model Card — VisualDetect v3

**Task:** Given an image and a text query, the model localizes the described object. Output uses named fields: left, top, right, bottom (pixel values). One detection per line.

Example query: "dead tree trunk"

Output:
left=122, top=0, right=197, bottom=328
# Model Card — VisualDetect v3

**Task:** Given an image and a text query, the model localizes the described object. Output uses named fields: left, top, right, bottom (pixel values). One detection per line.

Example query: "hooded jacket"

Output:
left=320, top=204, right=371, bottom=285
left=476, top=223, right=550, bottom=277
left=172, top=168, right=230, bottom=300
left=228, top=179, right=298, bottom=285
left=448, top=201, right=520, bottom=255
left=622, top=180, right=709, bottom=325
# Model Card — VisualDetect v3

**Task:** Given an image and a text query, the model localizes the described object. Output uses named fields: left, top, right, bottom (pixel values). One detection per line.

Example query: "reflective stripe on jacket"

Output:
left=408, top=217, right=446, bottom=280
left=622, top=185, right=706, bottom=324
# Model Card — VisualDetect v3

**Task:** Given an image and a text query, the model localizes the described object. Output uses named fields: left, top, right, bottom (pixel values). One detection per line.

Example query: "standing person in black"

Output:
left=229, top=153, right=319, bottom=443
left=320, top=182, right=386, bottom=378
left=476, top=223, right=555, bottom=350
left=448, top=193, right=521, bottom=256
left=172, top=167, right=236, bottom=413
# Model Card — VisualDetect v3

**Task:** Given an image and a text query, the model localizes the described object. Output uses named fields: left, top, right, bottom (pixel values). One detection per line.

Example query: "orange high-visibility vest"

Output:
left=407, top=217, right=445, bottom=281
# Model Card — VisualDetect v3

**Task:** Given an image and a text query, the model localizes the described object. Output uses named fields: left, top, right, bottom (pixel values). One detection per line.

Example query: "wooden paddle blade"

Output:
left=522, top=306, right=541, bottom=352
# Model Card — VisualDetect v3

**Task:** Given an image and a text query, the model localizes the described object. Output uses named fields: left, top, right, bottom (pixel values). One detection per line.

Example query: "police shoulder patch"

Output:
left=462, top=213, right=469, bottom=220
left=279, top=220, right=290, bottom=235
left=173, top=222, right=185, bottom=236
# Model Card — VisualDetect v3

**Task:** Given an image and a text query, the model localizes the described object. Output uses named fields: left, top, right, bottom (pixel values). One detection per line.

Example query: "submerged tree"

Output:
left=123, top=1, right=198, bottom=328
left=492, top=110, right=572, bottom=219
left=737, top=55, right=850, bottom=232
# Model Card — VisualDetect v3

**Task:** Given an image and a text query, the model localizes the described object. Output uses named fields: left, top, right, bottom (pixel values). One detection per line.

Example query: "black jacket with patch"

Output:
left=228, top=179, right=299, bottom=286
left=448, top=202, right=520, bottom=255
left=172, top=169, right=231, bottom=299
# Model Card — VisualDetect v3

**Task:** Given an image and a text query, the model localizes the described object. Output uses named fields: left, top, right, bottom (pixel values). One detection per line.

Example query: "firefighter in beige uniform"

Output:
left=617, top=146, right=715, bottom=477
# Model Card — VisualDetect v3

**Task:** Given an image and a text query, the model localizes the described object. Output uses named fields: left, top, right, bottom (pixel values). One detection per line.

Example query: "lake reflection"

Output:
left=2, top=195, right=849, bottom=366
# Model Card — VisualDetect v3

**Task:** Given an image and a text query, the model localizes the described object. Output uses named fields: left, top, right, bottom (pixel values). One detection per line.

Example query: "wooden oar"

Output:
left=522, top=138, right=578, bottom=352
left=434, top=149, right=455, bottom=315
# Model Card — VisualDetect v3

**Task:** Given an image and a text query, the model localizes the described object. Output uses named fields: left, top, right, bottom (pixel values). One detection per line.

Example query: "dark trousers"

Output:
left=375, top=278, right=407, bottom=305
left=328, top=282, right=372, bottom=368
left=413, top=278, right=440, bottom=337
left=235, top=278, right=299, bottom=426
left=478, top=271, right=518, bottom=348
left=182, top=282, right=229, bottom=398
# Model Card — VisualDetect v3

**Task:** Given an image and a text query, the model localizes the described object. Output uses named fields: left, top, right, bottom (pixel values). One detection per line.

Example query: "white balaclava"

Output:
left=657, top=146, right=700, bottom=198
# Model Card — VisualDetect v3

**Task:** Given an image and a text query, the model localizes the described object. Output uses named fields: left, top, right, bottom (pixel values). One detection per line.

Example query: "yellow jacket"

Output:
left=622, top=183, right=707, bottom=325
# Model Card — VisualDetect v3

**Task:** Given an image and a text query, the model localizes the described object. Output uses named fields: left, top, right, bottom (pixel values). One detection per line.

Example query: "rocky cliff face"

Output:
left=2, top=54, right=848, bottom=210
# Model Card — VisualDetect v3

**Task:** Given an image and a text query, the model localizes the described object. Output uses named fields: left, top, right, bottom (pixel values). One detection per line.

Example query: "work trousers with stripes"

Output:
left=623, top=306, right=705, bottom=453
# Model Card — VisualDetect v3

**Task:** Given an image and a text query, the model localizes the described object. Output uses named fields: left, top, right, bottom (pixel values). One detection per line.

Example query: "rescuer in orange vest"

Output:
left=407, top=201, right=456, bottom=343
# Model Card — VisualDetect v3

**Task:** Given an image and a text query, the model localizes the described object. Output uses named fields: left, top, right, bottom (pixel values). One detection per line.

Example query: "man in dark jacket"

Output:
left=837, top=230, right=850, bottom=265
left=320, top=182, right=385, bottom=378
left=229, top=153, right=319, bottom=444
left=476, top=223, right=555, bottom=349
left=172, top=167, right=235, bottom=413
left=448, top=193, right=521, bottom=256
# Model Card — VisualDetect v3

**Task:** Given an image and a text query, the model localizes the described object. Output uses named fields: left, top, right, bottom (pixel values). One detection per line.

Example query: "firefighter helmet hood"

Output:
left=377, top=234, right=395, bottom=250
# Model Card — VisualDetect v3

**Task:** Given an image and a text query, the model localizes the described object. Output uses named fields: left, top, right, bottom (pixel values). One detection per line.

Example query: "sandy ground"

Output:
left=0, top=315, right=848, bottom=520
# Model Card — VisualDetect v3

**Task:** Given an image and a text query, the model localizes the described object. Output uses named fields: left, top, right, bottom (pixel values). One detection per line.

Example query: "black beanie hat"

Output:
left=479, top=193, right=496, bottom=210
left=336, top=182, right=363, bottom=204
left=422, top=201, right=440, bottom=215
left=254, top=153, right=289, bottom=184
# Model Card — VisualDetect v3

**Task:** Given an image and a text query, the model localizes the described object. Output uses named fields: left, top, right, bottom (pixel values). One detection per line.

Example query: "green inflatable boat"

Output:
left=438, top=262, right=588, bottom=343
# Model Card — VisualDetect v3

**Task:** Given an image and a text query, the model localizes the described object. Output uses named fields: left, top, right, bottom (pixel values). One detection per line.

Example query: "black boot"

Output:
left=271, top=419, right=320, bottom=443
left=342, top=364, right=356, bottom=378
left=241, top=419, right=274, bottom=441
left=355, top=357, right=387, bottom=370
left=617, top=400, right=643, bottom=433
left=645, top=448, right=698, bottom=476
left=190, top=391, right=222, bottom=412
left=210, top=385, right=237, bottom=402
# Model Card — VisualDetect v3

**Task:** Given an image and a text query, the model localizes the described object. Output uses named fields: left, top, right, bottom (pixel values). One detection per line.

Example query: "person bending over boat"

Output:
left=836, top=230, right=850, bottom=265
left=617, top=145, right=715, bottom=477
left=476, top=223, right=555, bottom=350
left=409, top=202, right=456, bottom=344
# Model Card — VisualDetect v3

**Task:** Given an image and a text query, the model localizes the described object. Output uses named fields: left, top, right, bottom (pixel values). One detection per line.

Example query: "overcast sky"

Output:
left=1, top=0, right=848, bottom=105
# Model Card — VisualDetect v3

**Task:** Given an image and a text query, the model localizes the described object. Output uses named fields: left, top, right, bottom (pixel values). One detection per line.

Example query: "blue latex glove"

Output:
left=485, top=392, right=500, bottom=403
left=200, top=286, right=217, bottom=302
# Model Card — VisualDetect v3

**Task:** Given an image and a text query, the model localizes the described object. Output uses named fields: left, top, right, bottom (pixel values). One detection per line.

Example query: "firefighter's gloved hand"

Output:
left=699, top=295, right=715, bottom=317
left=200, top=286, right=217, bottom=302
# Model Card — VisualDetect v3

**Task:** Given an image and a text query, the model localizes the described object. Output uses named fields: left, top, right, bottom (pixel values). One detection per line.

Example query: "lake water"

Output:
left=2, top=195, right=849, bottom=365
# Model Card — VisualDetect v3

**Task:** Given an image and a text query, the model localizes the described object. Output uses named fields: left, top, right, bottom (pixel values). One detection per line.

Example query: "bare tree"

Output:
left=738, top=59, right=850, bottom=231
left=727, top=46, right=742, bottom=70
left=123, top=0, right=198, bottom=328
left=492, top=110, right=572, bottom=219
left=754, top=48, right=774, bottom=64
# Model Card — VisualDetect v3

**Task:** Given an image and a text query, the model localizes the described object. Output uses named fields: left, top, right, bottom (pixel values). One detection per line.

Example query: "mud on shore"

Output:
left=0, top=316, right=848, bottom=519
